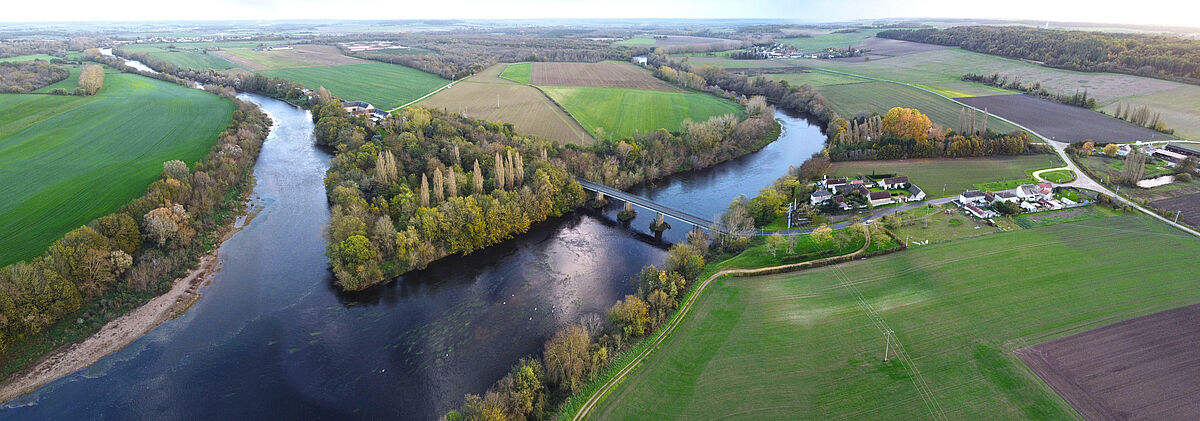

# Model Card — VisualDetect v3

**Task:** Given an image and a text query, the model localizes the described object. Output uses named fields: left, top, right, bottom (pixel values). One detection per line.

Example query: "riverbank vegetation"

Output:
left=880, top=26, right=1200, bottom=84
left=0, top=97, right=270, bottom=378
left=320, top=89, right=779, bottom=290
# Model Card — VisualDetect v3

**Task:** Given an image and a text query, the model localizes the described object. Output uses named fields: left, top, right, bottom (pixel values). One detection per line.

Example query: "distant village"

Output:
left=731, top=42, right=866, bottom=60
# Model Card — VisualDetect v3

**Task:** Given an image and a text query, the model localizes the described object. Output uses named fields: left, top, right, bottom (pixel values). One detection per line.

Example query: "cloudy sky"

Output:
left=4, top=0, right=1198, bottom=27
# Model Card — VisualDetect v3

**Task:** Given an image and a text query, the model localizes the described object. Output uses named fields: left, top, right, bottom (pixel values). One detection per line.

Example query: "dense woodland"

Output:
left=0, top=95, right=268, bottom=363
left=318, top=81, right=778, bottom=289
left=962, top=72, right=1096, bottom=108
left=880, top=26, right=1200, bottom=84
left=0, top=60, right=69, bottom=93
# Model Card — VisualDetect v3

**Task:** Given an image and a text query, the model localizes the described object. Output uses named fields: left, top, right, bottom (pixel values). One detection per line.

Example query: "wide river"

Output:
left=0, top=94, right=824, bottom=420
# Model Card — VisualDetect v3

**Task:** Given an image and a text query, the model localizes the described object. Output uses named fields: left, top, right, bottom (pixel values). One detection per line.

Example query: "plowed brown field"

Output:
left=1018, top=303, right=1200, bottom=421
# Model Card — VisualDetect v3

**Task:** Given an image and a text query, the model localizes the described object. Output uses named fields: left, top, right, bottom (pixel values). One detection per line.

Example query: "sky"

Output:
left=3, top=0, right=1199, bottom=28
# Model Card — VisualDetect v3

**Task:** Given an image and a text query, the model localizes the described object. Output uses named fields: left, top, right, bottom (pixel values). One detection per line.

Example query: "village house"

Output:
left=810, top=189, right=832, bottom=206
left=959, top=190, right=986, bottom=204
left=822, top=178, right=849, bottom=193
left=964, top=202, right=996, bottom=219
left=369, top=109, right=390, bottom=122
left=343, top=101, right=375, bottom=114
left=994, top=191, right=1019, bottom=203
left=880, top=176, right=909, bottom=189
left=868, top=190, right=893, bottom=207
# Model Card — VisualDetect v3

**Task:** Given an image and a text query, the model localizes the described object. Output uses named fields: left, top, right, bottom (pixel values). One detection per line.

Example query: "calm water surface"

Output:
left=0, top=99, right=823, bottom=419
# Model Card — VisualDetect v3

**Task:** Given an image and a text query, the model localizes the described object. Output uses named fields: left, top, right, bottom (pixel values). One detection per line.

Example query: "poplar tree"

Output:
left=446, top=168, right=457, bottom=199
left=473, top=159, right=484, bottom=195
left=433, top=167, right=445, bottom=202
left=494, top=152, right=506, bottom=191
left=420, top=173, right=430, bottom=207
left=514, top=152, right=524, bottom=186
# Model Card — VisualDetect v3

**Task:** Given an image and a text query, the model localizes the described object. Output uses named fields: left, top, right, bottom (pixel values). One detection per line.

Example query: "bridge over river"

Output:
left=576, top=178, right=716, bottom=232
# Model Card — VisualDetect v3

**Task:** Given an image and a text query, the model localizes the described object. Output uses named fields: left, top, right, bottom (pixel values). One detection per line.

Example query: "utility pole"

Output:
left=1175, top=210, right=1182, bottom=224
left=883, top=329, right=894, bottom=362
left=942, top=183, right=946, bottom=195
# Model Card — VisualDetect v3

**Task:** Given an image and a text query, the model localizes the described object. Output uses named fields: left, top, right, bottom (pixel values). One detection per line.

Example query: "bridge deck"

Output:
left=576, top=179, right=715, bottom=229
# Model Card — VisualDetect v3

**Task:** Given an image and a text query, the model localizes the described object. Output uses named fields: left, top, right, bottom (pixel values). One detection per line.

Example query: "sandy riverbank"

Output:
left=0, top=252, right=223, bottom=403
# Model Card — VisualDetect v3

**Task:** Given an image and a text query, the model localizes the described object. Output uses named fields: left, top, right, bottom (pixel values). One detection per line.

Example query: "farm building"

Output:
left=880, top=176, right=909, bottom=189
left=994, top=191, right=1019, bottom=203
left=963, top=202, right=995, bottom=219
left=343, top=101, right=374, bottom=113
left=1166, top=143, right=1200, bottom=158
left=1152, top=148, right=1188, bottom=164
left=370, top=109, right=390, bottom=122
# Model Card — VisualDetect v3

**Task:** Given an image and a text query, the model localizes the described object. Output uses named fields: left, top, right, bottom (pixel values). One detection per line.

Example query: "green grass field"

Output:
left=541, top=86, right=744, bottom=139
left=262, top=62, right=447, bottom=110
left=592, top=212, right=1200, bottom=419
left=499, top=62, right=531, bottom=84
left=771, top=71, right=869, bottom=87
left=831, top=155, right=1063, bottom=198
left=778, top=29, right=886, bottom=52
left=1039, top=169, right=1076, bottom=183
left=118, top=44, right=235, bottom=70
left=33, top=65, right=81, bottom=93
left=0, top=54, right=59, bottom=62
left=0, top=73, right=234, bottom=265
left=615, top=35, right=656, bottom=46
left=814, top=81, right=1021, bottom=133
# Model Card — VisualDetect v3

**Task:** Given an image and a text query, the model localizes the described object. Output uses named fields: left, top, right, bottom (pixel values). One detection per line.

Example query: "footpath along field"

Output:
left=0, top=72, right=234, bottom=265
left=591, top=212, right=1200, bottom=420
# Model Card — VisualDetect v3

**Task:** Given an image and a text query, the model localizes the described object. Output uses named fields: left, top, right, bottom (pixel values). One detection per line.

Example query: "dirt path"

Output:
left=0, top=252, right=223, bottom=403
left=572, top=229, right=875, bottom=420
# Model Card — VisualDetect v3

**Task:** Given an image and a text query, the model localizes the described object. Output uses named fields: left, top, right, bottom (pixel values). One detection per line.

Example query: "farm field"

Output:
left=1151, top=193, right=1200, bottom=228
left=592, top=213, right=1200, bottom=420
left=778, top=29, right=887, bottom=52
left=0, top=73, right=234, bottom=265
left=541, top=85, right=743, bottom=140
left=531, top=61, right=682, bottom=92
left=830, top=155, right=1063, bottom=198
left=680, top=56, right=795, bottom=69
left=499, top=62, right=530, bottom=84
left=957, top=94, right=1172, bottom=143
left=769, top=70, right=868, bottom=87
left=793, top=45, right=1200, bottom=138
left=261, top=62, right=447, bottom=110
left=213, top=44, right=361, bottom=71
left=419, top=63, right=595, bottom=145
left=813, top=81, right=1020, bottom=133
left=616, top=35, right=740, bottom=49
left=0, top=54, right=59, bottom=62
left=117, top=43, right=235, bottom=70
left=1018, top=303, right=1200, bottom=420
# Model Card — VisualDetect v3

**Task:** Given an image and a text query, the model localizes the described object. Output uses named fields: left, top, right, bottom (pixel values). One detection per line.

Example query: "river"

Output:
left=0, top=97, right=824, bottom=420
left=98, top=48, right=158, bottom=74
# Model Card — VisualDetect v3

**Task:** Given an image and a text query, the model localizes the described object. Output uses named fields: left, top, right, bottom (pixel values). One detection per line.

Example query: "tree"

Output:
left=144, top=206, right=180, bottom=246
left=1121, top=152, right=1147, bottom=186
left=1103, top=143, right=1119, bottom=156
left=811, top=225, right=833, bottom=249
left=162, top=160, right=189, bottom=180
left=765, top=233, right=787, bottom=257
left=1179, top=156, right=1198, bottom=175
left=543, top=324, right=591, bottom=393
left=90, top=213, right=140, bottom=255
left=77, top=64, right=104, bottom=95
left=376, top=150, right=398, bottom=185
left=433, top=167, right=445, bottom=203
left=445, top=168, right=458, bottom=199
left=472, top=159, right=484, bottom=195
left=420, top=173, right=430, bottom=207
left=664, top=243, right=704, bottom=281
left=609, top=295, right=650, bottom=337
left=494, top=152, right=506, bottom=191
left=881, top=107, right=932, bottom=141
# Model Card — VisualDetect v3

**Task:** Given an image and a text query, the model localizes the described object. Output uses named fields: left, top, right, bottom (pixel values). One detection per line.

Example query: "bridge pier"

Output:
left=650, top=212, right=671, bottom=233
left=617, top=201, right=637, bottom=222
left=590, top=191, right=608, bottom=208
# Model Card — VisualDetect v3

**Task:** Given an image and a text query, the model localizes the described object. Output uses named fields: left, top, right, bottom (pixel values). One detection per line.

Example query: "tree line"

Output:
left=106, top=47, right=310, bottom=103
left=963, top=72, right=1096, bottom=108
left=1111, top=102, right=1174, bottom=134
left=0, top=97, right=269, bottom=363
left=0, top=60, right=69, bottom=93
left=77, top=64, right=104, bottom=96
left=827, top=107, right=1035, bottom=160
left=880, top=26, right=1200, bottom=84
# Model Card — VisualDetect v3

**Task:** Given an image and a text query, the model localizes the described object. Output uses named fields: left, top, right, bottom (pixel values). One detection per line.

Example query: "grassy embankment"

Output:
left=591, top=211, right=1200, bottom=420
left=0, top=72, right=234, bottom=265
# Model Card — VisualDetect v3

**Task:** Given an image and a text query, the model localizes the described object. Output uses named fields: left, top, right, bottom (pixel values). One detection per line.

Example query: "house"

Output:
left=1116, top=145, right=1132, bottom=157
left=906, top=184, right=926, bottom=202
left=823, top=178, right=848, bottom=193
left=959, top=190, right=986, bottom=204
left=984, top=192, right=996, bottom=203
left=868, top=190, right=892, bottom=207
left=370, top=109, right=390, bottom=122
left=880, top=176, right=909, bottom=189
left=1036, top=182, right=1053, bottom=195
left=632, top=56, right=648, bottom=65
left=810, top=189, right=832, bottom=206
left=964, top=202, right=994, bottom=219
left=343, top=101, right=374, bottom=113
left=832, top=195, right=850, bottom=211
left=1016, top=184, right=1049, bottom=201
left=994, top=191, right=1019, bottom=203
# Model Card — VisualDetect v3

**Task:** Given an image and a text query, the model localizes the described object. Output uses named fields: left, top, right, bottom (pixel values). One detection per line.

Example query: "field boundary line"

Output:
left=388, top=77, right=461, bottom=112
left=570, top=229, right=877, bottom=420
